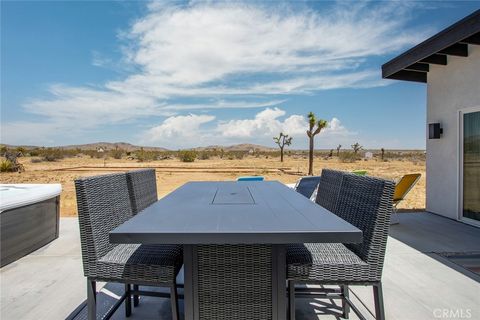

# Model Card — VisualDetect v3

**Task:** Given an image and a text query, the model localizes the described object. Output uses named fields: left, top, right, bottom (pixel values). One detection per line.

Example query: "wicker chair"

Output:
left=294, top=176, right=321, bottom=199
left=75, top=173, right=183, bottom=320
left=126, top=169, right=158, bottom=215
left=287, top=171, right=395, bottom=320
left=314, top=169, right=344, bottom=212
left=125, top=168, right=161, bottom=307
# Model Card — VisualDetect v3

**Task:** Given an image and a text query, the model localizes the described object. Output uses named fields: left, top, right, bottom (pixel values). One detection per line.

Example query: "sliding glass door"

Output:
left=462, top=110, right=480, bottom=223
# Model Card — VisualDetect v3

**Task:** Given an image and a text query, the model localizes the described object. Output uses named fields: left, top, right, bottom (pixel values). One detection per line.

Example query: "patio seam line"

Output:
left=426, top=253, right=480, bottom=281
left=349, top=287, right=376, bottom=319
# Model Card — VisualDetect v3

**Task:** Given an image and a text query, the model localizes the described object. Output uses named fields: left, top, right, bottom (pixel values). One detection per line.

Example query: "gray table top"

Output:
left=110, top=181, right=362, bottom=244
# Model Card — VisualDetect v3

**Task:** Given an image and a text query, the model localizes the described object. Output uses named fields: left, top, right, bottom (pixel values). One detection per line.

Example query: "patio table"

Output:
left=110, top=181, right=362, bottom=320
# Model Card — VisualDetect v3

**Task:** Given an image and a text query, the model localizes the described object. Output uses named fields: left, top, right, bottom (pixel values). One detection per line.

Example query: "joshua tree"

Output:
left=381, top=148, right=385, bottom=160
left=273, top=132, right=292, bottom=162
left=351, top=142, right=363, bottom=154
left=306, top=112, right=328, bottom=175
left=336, top=144, right=342, bottom=156
left=328, top=149, right=333, bottom=158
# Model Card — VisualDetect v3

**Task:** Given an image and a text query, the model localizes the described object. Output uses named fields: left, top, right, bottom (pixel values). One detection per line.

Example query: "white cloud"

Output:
left=137, top=107, right=355, bottom=149
left=124, top=2, right=422, bottom=88
left=141, top=114, right=216, bottom=149
left=162, top=99, right=286, bottom=111
left=3, top=1, right=428, bottom=146
left=217, top=107, right=353, bottom=139
left=323, top=117, right=354, bottom=137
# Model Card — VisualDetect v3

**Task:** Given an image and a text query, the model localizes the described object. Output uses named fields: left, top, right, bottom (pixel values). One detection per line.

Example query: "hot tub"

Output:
left=0, top=184, right=62, bottom=267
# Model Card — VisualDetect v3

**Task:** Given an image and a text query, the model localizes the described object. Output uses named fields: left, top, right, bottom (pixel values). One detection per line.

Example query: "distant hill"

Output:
left=193, top=143, right=275, bottom=152
left=1, top=142, right=168, bottom=152
left=58, top=142, right=169, bottom=152
left=1, top=142, right=275, bottom=152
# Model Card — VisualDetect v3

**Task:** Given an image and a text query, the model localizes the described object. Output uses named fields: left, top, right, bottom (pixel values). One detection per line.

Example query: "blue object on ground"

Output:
left=237, top=176, right=265, bottom=181
left=295, top=176, right=321, bottom=199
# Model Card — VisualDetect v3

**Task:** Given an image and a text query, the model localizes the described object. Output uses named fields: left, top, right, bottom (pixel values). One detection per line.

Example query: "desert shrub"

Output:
left=28, top=149, right=41, bottom=157
left=0, top=160, right=14, bottom=172
left=339, top=151, right=360, bottom=163
left=41, top=148, right=64, bottom=161
left=136, top=149, right=159, bottom=162
left=233, top=151, right=247, bottom=159
left=136, top=148, right=147, bottom=162
left=198, top=152, right=210, bottom=160
left=178, top=150, right=197, bottom=162
left=110, top=148, right=124, bottom=159
left=157, top=151, right=174, bottom=160
left=15, top=147, right=26, bottom=155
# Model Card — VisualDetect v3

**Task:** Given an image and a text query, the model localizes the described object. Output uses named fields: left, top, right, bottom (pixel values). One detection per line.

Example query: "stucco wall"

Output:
left=426, top=45, right=480, bottom=220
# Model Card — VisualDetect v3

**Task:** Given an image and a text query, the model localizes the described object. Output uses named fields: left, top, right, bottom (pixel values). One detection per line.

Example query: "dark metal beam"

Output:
left=460, top=32, right=480, bottom=45
left=405, top=63, right=430, bottom=72
left=439, top=43, right=468, bottom=56
left=386, top=70, right=427, bottom=83
left=420, top=54, right=447, bottom=65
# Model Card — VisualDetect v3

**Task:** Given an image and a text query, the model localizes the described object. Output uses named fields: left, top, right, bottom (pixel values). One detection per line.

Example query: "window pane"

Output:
left=463, top=111, right=480, bottom=221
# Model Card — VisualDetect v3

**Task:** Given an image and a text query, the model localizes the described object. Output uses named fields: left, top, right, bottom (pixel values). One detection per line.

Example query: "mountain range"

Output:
left=1, top=142, right=275, bottom=152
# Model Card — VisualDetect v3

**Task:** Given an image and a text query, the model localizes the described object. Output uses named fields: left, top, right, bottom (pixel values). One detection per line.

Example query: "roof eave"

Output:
left=382, top=10, right=480, bottom=83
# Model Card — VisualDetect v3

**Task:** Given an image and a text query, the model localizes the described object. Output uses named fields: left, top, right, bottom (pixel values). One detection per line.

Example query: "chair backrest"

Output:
left=237, top=176, right=264, bottom=181
left=315, top=169, right=344, bottom=213
left=75, top=173, right=133, bottom=275
left=126, top=169, right=158, bottom=214
left=335, top=174, right=394, bottom=272
left=295, top=176, right=321, bottom=199
left=393, top=173, right=421, bottom=203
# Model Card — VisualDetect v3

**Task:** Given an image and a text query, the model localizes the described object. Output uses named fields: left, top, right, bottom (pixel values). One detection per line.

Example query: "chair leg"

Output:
left=133, top=284, right=139, bottom=307
left=170, top=283, right=179, bottom=320
left=125, top=284, right=132, bottom=317
left=288, top=280, right=295, bottom=320
left=341, top=285, right=350, bottom=319
left=390, top=205, right=400, bottom=225
left=373, top=282, right=385, bottom=320
left=87, top=279, right=97, bottom=320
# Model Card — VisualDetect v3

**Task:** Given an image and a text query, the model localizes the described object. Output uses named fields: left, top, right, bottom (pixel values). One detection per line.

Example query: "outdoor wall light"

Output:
left=428, top=123, right=443, bottom=139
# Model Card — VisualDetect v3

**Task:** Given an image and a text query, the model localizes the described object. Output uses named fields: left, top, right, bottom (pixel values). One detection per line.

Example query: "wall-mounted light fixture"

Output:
left=428, top=123, right=443, bottom=139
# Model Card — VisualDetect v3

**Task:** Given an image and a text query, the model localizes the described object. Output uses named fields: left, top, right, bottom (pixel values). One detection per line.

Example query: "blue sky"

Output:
left=1, top=1, right=479, bottom=150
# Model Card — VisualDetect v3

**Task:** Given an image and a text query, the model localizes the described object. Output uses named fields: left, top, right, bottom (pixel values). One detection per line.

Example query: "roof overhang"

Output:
left=382, top=10, right=480, bottom=83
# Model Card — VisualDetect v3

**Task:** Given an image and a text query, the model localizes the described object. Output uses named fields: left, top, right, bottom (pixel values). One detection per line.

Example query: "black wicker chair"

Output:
left=126, top=168, right=164, bottom=307
left=126, top=169, right=158, bottom=215
left=294, top=176, right=321, bottom=199
left=314, top=169, right=344, bottom=212
left=287, top=170, right=395, bottom=320
left=75, top=173, right=183, bottom=320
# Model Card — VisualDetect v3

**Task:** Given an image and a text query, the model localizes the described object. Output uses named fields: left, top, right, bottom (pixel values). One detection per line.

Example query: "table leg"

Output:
left=273, top=244, right=287, bottom=320
left=183, top=245, right=196, bottom=320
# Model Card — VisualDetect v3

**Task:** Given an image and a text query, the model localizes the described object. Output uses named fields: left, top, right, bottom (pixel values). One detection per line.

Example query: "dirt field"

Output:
left=1, top=155, right=426, bottom=216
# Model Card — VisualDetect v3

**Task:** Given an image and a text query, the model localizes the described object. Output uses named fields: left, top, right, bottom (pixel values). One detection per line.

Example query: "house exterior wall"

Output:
left=426, top=45, right=480, bottom=220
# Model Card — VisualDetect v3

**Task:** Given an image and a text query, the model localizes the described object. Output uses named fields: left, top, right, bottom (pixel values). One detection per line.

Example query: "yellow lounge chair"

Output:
left=391, top=173, right=421, bottom=224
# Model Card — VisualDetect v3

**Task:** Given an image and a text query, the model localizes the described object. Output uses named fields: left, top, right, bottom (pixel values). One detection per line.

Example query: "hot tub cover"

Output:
left=0, top=184, right=62, bottom=212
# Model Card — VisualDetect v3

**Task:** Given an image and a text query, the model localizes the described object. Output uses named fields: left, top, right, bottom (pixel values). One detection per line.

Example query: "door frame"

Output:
left=458, top=106, right=480, bottom=227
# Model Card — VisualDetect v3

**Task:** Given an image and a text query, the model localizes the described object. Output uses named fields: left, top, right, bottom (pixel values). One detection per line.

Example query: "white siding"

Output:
left=426, top=45, right=480, bottom=220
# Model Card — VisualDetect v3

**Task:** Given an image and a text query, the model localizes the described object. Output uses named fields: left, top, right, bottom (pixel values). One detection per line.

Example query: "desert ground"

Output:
left=0, top=155, right=425, bottom=216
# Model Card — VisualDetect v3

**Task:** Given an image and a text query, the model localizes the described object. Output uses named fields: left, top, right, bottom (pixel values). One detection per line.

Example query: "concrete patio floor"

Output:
left=1, top=212, right=479, bottom=320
